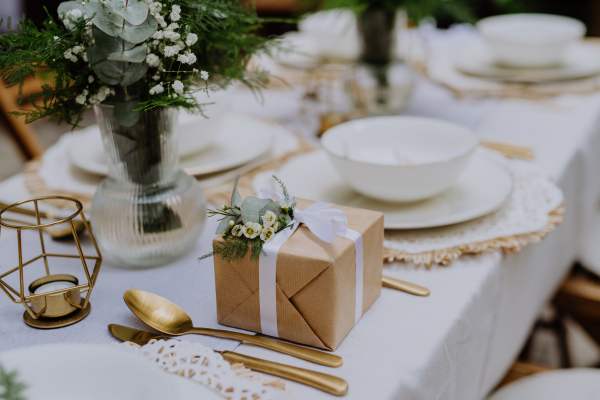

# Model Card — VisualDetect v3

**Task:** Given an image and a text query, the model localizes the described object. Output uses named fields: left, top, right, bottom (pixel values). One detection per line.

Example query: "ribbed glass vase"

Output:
left=91, top=105, right=206, bottom=267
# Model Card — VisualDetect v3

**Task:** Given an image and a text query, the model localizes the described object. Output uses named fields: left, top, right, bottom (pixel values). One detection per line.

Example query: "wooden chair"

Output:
left=0, top=76, right=46, bottom=159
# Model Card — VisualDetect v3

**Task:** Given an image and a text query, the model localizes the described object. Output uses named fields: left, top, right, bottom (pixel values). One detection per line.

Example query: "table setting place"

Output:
left=4, top=0, right=600, bottom=399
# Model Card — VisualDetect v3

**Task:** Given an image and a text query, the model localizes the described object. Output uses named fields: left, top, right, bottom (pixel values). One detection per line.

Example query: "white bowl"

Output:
left=477, top=13, right=586, bottom=68
left=320, top=116, right=478, bottom=202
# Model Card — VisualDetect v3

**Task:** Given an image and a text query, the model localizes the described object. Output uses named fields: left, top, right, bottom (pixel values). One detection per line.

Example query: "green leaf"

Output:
left=87, top=45, right=122, bottom=85
left=229, top=208, right=241, bottom=216
left=114, top=96, right=141, bottom=127
left=120, top=61, right=148, bottom=86
left=85, top=3, right=156, bottom=43
left=231, top=175, right=242, bottom=208
left=94, top=27, right=135, bottom=57
left=84, top=2, right=124, bottom=37
left=106, top=0, right=149, bottom=26
left=107, top=44, right=147, bottom=63
left=215, top=216, right=237, bottom=235
left=119, top=14, right=158, bottom=44
left=241, top=197, right=272, bottom=224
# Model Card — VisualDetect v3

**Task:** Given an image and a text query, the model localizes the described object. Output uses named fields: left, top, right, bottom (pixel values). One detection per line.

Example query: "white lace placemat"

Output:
left=252, top=148, right=564, bottom=268
left=114, top=339, right=294, bottom=400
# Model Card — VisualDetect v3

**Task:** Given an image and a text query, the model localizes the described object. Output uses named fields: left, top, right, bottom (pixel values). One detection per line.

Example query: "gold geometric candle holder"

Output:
left=0, top=196, right=102, bottom=329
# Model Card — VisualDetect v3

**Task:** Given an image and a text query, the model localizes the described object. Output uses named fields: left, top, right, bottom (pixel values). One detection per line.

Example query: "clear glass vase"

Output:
left=347, top=7, right=414, bottom=115
left=91, top=105, right=207, bottom=267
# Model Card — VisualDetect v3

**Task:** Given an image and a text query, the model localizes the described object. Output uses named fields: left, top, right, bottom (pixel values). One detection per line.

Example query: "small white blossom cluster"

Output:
left=226, top=205, right=291, bottom=244
left=64, top=45, right=85, bottom=62
left=149, top=83, right=165, bottom=95
left=75, top=84, right=115, bottom=105
left=62, top=8, right=82, bottom=27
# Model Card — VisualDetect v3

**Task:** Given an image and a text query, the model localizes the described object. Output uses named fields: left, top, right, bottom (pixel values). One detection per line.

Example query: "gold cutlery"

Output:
left=0, top=201, right=87, bottom=236
left=108, top=324, right=348, bottom=396
left=123, top=289, right=343, bottom=368
left=382, top=276, right=430, bottom=297
left=479, top=140, right=534, bottom=160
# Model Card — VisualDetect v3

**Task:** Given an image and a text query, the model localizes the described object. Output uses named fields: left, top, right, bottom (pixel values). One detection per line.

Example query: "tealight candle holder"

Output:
left=0, top=196, right=102, bottom=329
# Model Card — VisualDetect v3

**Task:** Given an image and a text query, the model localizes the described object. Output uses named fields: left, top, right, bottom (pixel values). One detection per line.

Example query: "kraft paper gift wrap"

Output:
left=213, top=199, right=384, bottom=350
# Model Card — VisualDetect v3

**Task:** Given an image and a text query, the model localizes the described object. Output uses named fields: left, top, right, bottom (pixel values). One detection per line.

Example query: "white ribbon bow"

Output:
left=257, top=189, right=364, bottom=338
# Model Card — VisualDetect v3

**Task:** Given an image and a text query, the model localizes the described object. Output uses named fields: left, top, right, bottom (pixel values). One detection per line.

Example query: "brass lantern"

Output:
left=0, top=196, right=102, bottom=328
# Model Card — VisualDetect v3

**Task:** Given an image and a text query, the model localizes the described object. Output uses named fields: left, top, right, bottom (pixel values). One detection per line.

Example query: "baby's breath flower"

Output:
left=155, top=14, right=166, bottom=27
left=163, top=45, right=179, bottom=57
left=172, top=5, right=181, bottom=13
left=146, top=53, right=160, bottom=67
left=152, top=74, right=160, bottom=81
left=170, top=12, right=180, bottom=22
left=200, top=70, right=209, bottom=81
left=72, top=45, right=83, bottom=54
left=144, top=0, right=153, bottom=4
left=186, top=33, right=198, bottom=46
left=151, top=30, right=164, bottom=39
left=53, top=36, right=59, bottom=40
left=88, top=75, right=94, bottom=83
left=75, top=93, right=86, bottom=105
left=177, top=54, right=190, bottom=64
left=149, top=2, right=162, bottom=14
left=192, top=68, right=198, bottom=73
left=62, top=19, right=70, bottom=27
left=172, top=80, right=184, bottom=94
left=166, top=23, right=179, bottom=31
left=185, top=51, right=196, bottom=64
left=66, top=9, right=82, bottom=19
left=149, top=83, right=164, bottom=95
left=164, top=30, right=180, bottom=42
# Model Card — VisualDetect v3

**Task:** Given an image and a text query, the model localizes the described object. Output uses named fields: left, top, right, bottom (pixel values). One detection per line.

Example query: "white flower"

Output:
left=231, top=224, right=243, bottom=237
left=228, top=220, right=235, bottom=227
left=186, top=33, right=198, bottom=46
left=149, top=2, right=162, bottom=14
left=166, top=23, right=179, bottom=31
left=146, top=53, right=160, bottom=67
left=192, top=68, right=198, bottom=73
left=66, top=9, right=82, bottom=20
left=163, top=45, right=179, bottom=57
left=149, top=83, right=164, bottom=95
left=172, top=80, right=184, bottom=94
left=82, top=89, right=89, bottom=96
left=151, top=30, right=164, bottom=39
left=243, top=223, right=260, bottom=239
left=164, top=30, right=180, bottom=42
left=172, top=5, right=181, bottom=13
left=82, top=52, right=88, bottom=62
left=260, top=226, right=276, bottom=243
left=152, top=74, right=160, bottom=81
left=273, top=221, right=281, bottom=232
left=172, top=93, right=177, bottom=98
left=262, top=211, right=277, bottom=227
left=88, top=75, right=94, bottom=83
left=72, top=45, right=83, bottom=54
left=155, top=14, right=166, bottom=27
left=185, top=51, right=196, bottom=64
left=75, top=93, right=86, bottom=104
left=64, top=50, right=77, bottom=62
left=279, top=198, right=295, bottom=210
left=53, top=36, right=59, bottom=40
left=144, top=0, right=153, bottom=4
left=170, top=12, right=180, bottom=22
left=62, top=19, right=70, bottom=27
left=200, top=70, right=209, bottom=81
left=177, top=54, right=190, bottom=64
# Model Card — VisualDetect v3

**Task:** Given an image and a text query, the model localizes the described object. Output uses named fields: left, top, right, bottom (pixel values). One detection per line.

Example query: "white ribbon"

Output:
left=257, top=190, right=364, bottom=338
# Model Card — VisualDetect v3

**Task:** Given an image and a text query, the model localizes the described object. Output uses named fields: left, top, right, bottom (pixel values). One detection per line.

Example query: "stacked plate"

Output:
left=455, top=14, right=600, bottom=83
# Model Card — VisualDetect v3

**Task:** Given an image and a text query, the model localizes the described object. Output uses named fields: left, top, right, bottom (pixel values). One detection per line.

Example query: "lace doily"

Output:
left=383, top=149, right=564, bottom=267
left=251, top=148, right=563, bottom=268
left=114, top=339, right=294, bottom=400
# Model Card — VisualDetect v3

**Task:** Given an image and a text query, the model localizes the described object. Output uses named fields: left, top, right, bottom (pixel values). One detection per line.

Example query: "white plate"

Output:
left=168, top=374, right=225, bottom=400
left=0, top=344, right=179, bottom=400
left=488, top=369, right=600, bottom=400
left=69, top=113, right=275, bottom=177
left=454, top=42, right=600, bottom=82
left=276, top=150, right=513, bottom=229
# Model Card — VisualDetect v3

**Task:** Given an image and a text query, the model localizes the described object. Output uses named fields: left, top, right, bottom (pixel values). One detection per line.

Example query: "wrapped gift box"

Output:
left=213, top=199, right=384, bottom=350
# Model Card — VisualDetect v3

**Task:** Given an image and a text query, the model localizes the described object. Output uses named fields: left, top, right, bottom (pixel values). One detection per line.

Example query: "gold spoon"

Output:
left=123, top=289, right=343, bottom=368
left=382, top=276, right=430, bottom=297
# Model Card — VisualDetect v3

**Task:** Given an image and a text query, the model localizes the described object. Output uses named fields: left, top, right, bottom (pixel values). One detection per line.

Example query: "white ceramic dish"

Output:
left=477, top=13, right=586, bottom=68
left=69, top=113, right=275, bottom=177
left=276, top=150, right=513, bottom=229
left=320, top=116, right=479, bottom=202
left=0, top=344, right=180, bottom=400
left=455, top=42, right=600, bottom=82
left=488, top=369, right=600, bottom=400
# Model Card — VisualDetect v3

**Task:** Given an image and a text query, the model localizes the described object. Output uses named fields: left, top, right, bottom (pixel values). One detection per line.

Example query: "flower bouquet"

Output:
left=0, top=0, right=277, bottom=267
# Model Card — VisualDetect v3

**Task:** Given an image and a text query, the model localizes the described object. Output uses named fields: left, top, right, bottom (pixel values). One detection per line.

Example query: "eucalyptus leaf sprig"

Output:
left=0, top=0, right=277, bottom=129
left=0, top=363, right=27, bottom=400
left=200, top=175, right=297, bottom=262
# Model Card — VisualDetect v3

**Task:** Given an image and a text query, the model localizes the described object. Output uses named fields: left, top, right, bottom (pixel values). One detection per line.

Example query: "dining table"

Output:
left=3, top=30, right=600, bottom=400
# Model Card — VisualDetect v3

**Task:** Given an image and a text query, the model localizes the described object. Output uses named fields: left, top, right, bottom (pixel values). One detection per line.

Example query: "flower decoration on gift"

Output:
left=0, top=0, right=276, bottom=128
left=201, top=176, right=297, bottom=262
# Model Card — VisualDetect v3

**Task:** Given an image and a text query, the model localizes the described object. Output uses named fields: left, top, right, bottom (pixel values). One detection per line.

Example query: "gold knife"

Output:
left=108, top=324, right=349, bottom=396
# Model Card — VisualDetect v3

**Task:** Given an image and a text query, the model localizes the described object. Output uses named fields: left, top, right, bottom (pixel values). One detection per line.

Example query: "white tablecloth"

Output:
left=3, top=46, right=600, bottom=400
